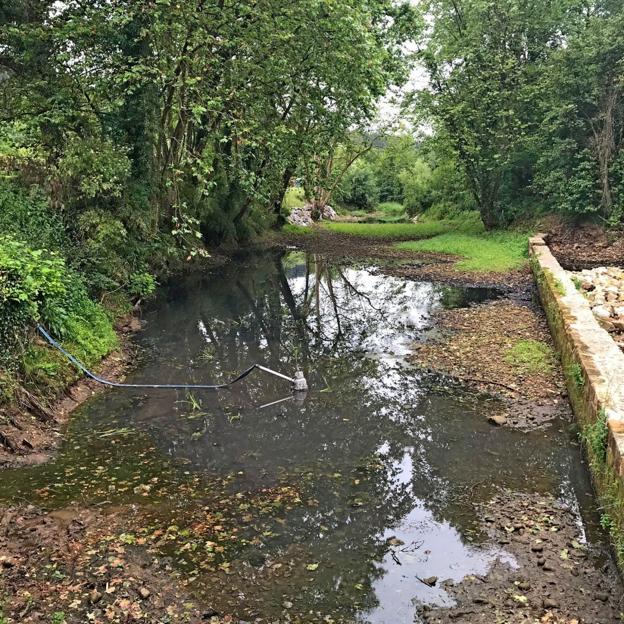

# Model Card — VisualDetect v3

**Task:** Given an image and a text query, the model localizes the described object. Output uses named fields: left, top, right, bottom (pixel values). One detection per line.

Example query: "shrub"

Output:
left=0, top=235, right=117, bottom=380
left=0, top=182, right=66, bottom=251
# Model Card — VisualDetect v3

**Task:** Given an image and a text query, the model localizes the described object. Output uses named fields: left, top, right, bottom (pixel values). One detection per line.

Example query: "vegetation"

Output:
left=0, top=1, right=418, bottom=405
left=396, top=231, right=528, bottom=272
left=504, top=340, right=554, bottom=375
left=322, top=221, right=453, bottom=240
left=283, top=188, right=306, bottom=213
left=414, top=0, right=624, bottom=228
left=2, top=0, right=624, bottom=405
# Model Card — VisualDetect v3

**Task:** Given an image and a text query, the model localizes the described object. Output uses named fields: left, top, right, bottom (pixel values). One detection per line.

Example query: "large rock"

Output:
left=287, top=203, right=336, bottom=227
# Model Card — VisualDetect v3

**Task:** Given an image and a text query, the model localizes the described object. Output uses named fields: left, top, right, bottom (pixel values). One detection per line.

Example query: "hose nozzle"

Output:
left=292, top=371, right=308, bottom=392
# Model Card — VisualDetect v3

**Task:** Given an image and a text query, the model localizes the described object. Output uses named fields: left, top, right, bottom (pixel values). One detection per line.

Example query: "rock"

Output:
left=422, top=576, right=438, bottom=587
left=488, top=415, right=507, bottom=426
left=283, top=601, right=293, bottom=609
left=322, top=205, right=337, bottom=220
left=543, top=597, right=559, bottom=609
left=593, top=304, right=612, bottom=319
left=531, top=543, right=544, bottom=552
left=542, top=562, right=555, bottom=572
left=517, top=581, right=531, bottom=591
left=286, top=202, right=337, bottom=227
left=202, top=609, right=219, bottom=619
left=138, top=586, right=151, bottom=599
left=595, top=592, right=609, bottom=602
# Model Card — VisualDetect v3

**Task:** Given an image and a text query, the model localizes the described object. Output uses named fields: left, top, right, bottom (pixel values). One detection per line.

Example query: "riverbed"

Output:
left=1, top=251, right=621, bottom=623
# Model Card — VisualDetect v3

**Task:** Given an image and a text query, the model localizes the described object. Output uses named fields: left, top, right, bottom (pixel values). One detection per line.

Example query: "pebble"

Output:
left=138, top=587, right=151, bottom=599
left=543, top=597, right=559, bottom=609
left=488, top=415, right=507, bottom=426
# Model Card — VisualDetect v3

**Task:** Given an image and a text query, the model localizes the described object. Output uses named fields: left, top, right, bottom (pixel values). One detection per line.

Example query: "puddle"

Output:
left=0, top=251, right=604, bottom=622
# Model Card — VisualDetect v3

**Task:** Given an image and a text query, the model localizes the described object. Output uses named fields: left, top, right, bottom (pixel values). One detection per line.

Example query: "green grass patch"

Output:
left=283, top=187, right=306, bottom=212
left=282, top=223, right=314, bottom=236
left=395, top=231, right=528, bottom=272
left=322, top=221, right=453, bottom=240
left=504, top=339, right=554, bottom=374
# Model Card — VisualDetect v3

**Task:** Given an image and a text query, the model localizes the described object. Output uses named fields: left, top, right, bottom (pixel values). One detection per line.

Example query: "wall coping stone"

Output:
left=530, top=234, right=624, bottom=480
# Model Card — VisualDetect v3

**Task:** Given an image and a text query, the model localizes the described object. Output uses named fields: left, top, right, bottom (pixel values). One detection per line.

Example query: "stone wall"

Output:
left=530, top=234, right=624, bottom=566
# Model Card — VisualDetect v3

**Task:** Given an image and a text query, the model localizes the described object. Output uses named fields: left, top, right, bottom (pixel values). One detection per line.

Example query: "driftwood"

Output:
left=15, top=386, right=56, bottom=422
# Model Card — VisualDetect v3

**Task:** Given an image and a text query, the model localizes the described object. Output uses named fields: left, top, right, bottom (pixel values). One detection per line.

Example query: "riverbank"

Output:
left=531, top=234, right=624, bottom=571
left=0, top=317, right=137, bottom=467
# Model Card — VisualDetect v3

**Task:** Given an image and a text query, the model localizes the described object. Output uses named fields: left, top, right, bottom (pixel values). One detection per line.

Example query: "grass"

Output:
left=395, top=230, right=528, bottom=272
left=504, top=339, right=554, bottom=374
left=322, top=220, right=453, bottom=240
left=282, top=223, right=314, bottom=236
left=283, top=187, right=306, bottom=211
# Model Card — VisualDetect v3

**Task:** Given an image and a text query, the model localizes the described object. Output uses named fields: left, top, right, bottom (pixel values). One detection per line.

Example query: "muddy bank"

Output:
left=0, top=319, right=136, bottom=468
left=0, top=504, right=207, bottom=623
left=410, top=300, right=569, bottom=430
left=421, top=490, right=623, bottom=623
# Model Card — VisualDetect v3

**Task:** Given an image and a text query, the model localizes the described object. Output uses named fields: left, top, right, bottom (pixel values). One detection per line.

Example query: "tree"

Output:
left=416, top=0, right=576, bottom=228
left=533, top=2, right=624, bottom=222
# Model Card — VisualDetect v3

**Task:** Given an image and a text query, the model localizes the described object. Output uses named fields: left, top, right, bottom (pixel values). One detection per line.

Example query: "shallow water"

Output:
left=0, top=251, right=604, bottom=623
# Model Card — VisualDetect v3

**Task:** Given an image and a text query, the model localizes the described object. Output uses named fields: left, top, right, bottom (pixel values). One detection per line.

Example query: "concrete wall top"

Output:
left=530, top=234, right=624, bottom=478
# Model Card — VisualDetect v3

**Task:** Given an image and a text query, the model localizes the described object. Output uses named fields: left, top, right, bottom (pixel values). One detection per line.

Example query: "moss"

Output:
left=566, top=361, right=585, bottom=389
left=504, top=339, right=554, bottom=374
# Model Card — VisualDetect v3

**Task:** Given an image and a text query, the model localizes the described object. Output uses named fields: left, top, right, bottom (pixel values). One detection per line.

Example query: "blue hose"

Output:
left=36, top=324, right=260, bottom=390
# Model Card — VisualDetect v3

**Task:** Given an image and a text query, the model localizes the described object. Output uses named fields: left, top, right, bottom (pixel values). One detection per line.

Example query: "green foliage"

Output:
left=400, top=159, right=433, bottom=215
left=337, top=164, right=380, bottom=211
left=0, top=182, right=66, bottom=252
left=504, top=340, right=554, bottom=374
left=0, top=235, right=117, bottom=392
left=378, top=202, right=405, bottom=217
left=396, top=231, right=528, bottom=272
left=283, top=188, right=306, bottom=212
left=583, top=408, right=609, bottom=469
left=567, top=362, right=585, bottom=389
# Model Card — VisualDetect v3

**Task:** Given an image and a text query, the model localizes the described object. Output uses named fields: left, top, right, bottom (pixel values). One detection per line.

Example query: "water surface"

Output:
left=0, top=251, right=601, bottom=623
